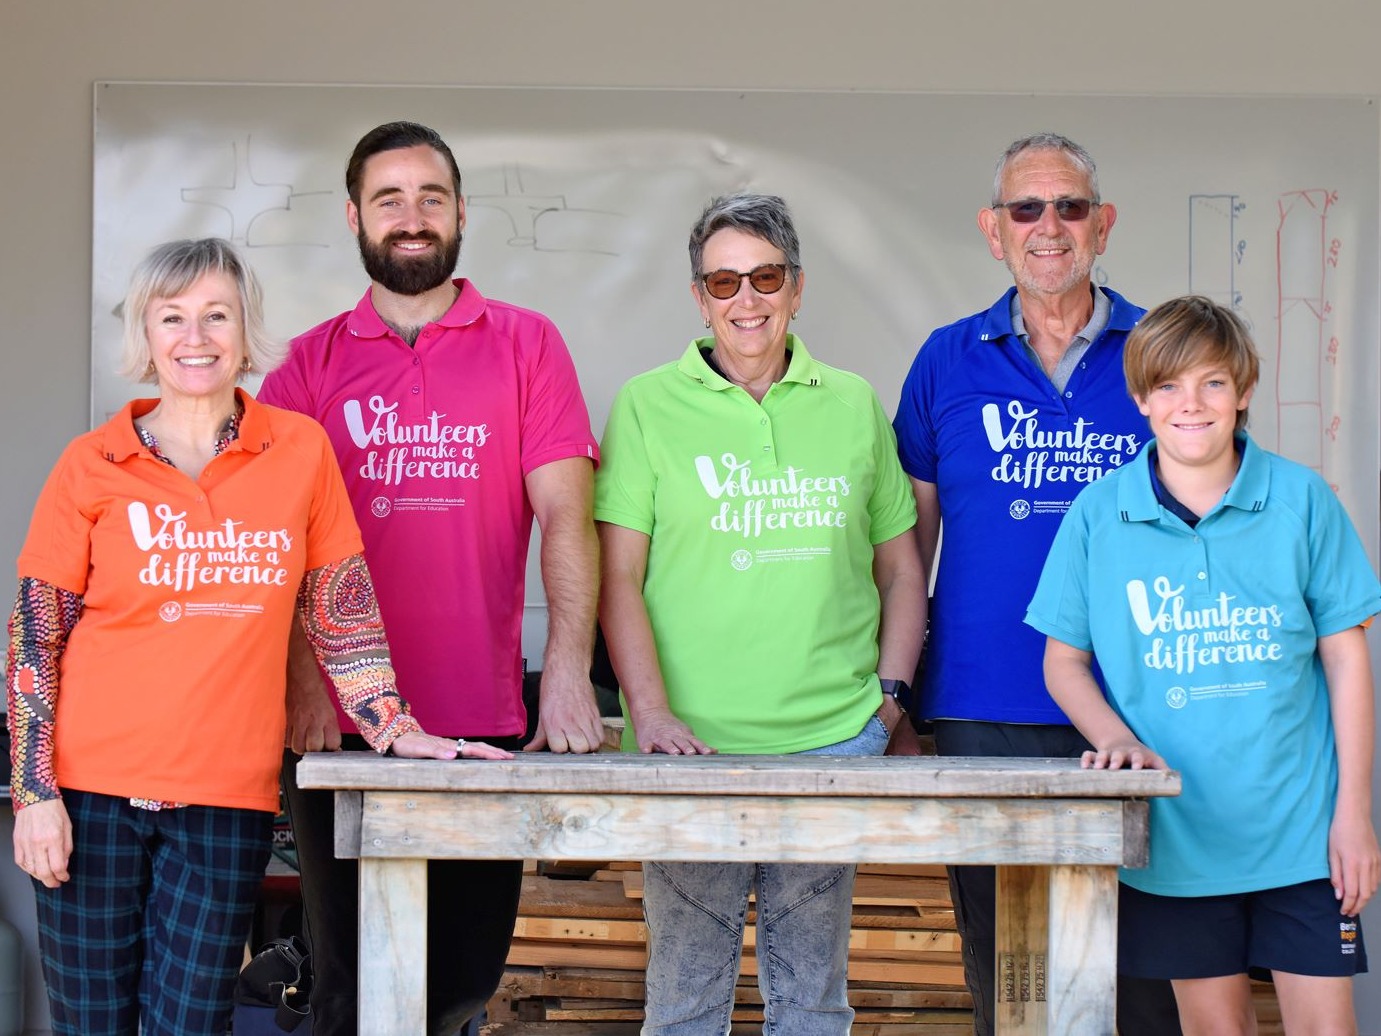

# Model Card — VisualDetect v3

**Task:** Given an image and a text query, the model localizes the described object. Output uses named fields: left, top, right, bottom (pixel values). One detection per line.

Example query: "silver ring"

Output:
left=455, top=738, right=467, bottom=754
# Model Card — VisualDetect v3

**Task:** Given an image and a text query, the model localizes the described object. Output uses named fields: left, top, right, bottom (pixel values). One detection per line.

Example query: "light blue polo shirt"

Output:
left=1026, top=434, right=1381, bottom=896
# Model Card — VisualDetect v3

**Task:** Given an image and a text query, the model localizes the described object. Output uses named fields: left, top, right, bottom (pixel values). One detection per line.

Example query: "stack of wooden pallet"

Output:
left=482, top=860, right=973, bottom=1034
left=482, top=859, right=1288, bottom=1035
left=479, top=724, right=1283, bottom=1034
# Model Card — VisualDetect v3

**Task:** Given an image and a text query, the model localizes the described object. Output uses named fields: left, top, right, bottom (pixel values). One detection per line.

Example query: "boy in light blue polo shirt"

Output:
left=1025, top=295, right=1381, bottom=1032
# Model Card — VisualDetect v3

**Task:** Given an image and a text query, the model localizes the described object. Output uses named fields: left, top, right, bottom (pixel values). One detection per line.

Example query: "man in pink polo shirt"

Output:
left=258, top=121, right=602, bottom=1036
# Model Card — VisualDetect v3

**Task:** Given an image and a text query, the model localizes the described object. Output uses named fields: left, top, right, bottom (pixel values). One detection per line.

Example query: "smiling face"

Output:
left=144, top=271, right=247, bottom=409
left=977, top=148, right=1116, bottom=301
left=692, top=228, right=803, bottom=368
left=348, top=144, right=464, bottom=296
left=1135, top=362, right=1253, bottom=477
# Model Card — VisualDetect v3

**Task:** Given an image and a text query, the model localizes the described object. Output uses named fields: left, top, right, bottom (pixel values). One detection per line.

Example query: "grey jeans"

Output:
left=640, top=714, right=889, bottom=1035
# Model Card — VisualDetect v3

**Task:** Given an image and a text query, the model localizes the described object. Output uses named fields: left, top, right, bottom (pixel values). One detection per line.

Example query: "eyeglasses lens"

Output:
left=1004, top=199, right=1094, bottom=224
left=703, top=264, right=787, bottom=299
left=748, top=266, right=785, bottom=294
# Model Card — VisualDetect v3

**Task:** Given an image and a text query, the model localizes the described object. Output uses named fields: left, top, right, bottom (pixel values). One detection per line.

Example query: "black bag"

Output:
left=234, top=936, right=312, bottom=1033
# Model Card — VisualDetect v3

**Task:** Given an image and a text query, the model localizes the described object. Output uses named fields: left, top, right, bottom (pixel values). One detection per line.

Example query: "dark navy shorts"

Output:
left=1119, top=879, right=1368, bottom=980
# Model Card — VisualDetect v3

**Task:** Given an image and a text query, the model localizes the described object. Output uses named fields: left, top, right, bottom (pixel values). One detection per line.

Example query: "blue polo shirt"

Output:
left=893, top=287, right=1148, bottom=723
left=1026, top=435, right=1381, bottom=896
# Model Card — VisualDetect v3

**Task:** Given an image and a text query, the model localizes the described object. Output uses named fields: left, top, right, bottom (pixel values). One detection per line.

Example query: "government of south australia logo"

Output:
left=370, top=497, right=392, bottom=518
left=730, top=550, right=753, bottom=571
left=158, top=601, right=182, bottom=623
left=1009, top=499, right=1031, bottom=520
left=1165, top=686, right=1188, bottom=709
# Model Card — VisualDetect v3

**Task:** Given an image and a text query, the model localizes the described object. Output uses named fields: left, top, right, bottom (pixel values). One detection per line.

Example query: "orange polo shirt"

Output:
left=16, top=390, right=363, bottom=812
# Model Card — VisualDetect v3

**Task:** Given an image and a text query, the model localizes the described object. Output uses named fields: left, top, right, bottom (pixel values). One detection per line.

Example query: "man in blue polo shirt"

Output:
left=892, top=133, right=1180, bottom=1034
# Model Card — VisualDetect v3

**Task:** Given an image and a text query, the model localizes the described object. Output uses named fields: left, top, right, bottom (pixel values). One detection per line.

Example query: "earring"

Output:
left=704, top=319, right=710, bottom=329
left=144, top=361, right=156, bottom=378
left=241, top=357, right=253, bottom=373
left=791, top=312, right=799, bottom=321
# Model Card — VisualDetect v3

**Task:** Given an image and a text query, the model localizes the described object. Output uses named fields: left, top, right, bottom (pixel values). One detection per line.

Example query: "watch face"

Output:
left=880, top=678, right=909, bottom=699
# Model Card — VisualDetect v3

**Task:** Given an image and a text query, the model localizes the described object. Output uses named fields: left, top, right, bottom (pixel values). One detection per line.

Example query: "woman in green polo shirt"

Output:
left=594, top=192, right=926, bottom=1035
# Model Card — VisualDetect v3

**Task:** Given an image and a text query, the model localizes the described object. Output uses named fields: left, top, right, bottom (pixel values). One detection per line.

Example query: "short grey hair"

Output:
left=688, top=193, right=802, bottom=282
left=120, top=238, right=283, bottom=383
left=991, top=133, right=1101, bottom=206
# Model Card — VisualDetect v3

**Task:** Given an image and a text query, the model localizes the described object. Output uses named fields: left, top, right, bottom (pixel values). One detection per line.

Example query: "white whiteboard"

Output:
left=94, top=85, right=1380, bottom=587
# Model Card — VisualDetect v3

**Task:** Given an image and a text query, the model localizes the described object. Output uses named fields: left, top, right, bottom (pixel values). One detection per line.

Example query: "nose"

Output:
left=410, top=199, right=437, bottom=227
left=1033, top=200, right=1065, bottom=234
left=400, top=203, right=427, bottom=231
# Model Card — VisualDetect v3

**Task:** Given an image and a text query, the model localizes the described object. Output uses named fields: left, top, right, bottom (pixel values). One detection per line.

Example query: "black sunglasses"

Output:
left=700, top=263, right=788, bottom=300
left=992, top=198, right=1099, bottom=224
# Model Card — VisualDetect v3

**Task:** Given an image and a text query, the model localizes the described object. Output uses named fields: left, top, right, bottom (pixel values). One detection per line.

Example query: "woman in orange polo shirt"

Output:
left=5, top=238, right=510, bottom=1036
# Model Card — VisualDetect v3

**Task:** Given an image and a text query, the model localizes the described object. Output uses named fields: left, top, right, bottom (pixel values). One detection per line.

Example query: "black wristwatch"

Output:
left=878, top=678, right=911, bottom=704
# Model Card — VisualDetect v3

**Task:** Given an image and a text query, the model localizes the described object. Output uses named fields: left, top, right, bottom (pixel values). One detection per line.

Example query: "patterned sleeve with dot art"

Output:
left=298, top=553, right=421, bottom=752
left=6, top=577, right=82, bottom=807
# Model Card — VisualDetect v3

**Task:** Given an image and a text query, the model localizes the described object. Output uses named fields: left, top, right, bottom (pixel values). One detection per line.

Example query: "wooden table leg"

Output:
left=358, top=857, right=427, bottom=1036
left=995, top=865, right=1047, bottom=1035
left=1047, top=865, right=1117, bottom=1036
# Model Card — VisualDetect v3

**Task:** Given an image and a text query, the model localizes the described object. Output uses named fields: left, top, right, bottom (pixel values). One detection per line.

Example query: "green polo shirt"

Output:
left=596, top=336, right=916, bottom=754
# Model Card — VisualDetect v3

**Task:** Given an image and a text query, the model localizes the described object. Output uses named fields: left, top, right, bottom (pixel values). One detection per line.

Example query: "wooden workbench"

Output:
left=296, top=753, right=1179, bottom=1036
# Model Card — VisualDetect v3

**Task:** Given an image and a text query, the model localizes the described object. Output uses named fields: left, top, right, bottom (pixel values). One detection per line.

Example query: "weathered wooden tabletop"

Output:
left=296, top=753, right=1179, bottom=1036
left=297, top=751, right=1180, bottom=796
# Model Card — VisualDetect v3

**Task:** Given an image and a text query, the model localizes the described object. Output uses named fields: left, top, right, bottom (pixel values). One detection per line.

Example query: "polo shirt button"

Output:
left=1064, top=391, right=1073, bottom=398
left=1197, top=572, right=1207, bottom=580
left=412, top=385, right=420, bottom=394
left=762, top=445, right=770, bottom=452
left=760, top=418, right=767, bottom=426
left=413, top=356, right=420, bottom=366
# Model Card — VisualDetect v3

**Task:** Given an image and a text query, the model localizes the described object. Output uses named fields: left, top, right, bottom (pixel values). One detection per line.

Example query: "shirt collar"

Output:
left=676, top=333, right=822, bottom=390
left=1118, top=432, right=1267, bottom=523
left=345, top=278, right=487, bottom=339
left=1010, top=285, right=1111, bottom=348
left=1220, top=434, right=1270, bottom=512
left=100, top=388, right=272, bottom=463
left=979, top=285, right=1141, bottom=344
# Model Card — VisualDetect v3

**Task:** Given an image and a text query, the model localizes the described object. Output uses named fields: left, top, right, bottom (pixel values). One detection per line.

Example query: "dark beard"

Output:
left=357, top=228, right=462, bottom=296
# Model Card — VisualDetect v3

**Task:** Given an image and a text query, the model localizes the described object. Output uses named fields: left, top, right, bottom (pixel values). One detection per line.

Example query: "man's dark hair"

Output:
left=345, top=121, right=463, bottom=206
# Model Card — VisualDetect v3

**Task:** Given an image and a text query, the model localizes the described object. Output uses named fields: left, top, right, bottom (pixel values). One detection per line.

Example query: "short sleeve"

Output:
left=893, top=335, right=940, bottom=482
left=15, top=443, right=96, bottom=595
left=593, top=384, right=655, bottom=536
left=866, top=392, right=918, bottom=545
left=1303, top=481, right=1381, bottom=637
left=520, top=319, right=600, bottom=475
left=300, top=422, right=366, bottom=571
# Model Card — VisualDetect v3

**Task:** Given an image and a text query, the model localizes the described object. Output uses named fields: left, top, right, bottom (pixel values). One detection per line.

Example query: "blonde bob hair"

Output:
left=1123, top=295, right=1260, bottom=433
left=119, top=238, right=283, bottom=383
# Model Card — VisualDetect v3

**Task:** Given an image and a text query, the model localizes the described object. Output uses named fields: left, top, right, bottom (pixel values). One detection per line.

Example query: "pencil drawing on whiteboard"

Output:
left=1188, top=193, right=1246, bottom=310
left=180, top=136, right=333, bottom=248
left=467, top=163, right=624, bottom=256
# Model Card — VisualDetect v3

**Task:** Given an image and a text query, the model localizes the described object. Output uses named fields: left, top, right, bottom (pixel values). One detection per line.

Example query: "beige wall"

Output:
left=3, top=0, right=1381, bottom=1030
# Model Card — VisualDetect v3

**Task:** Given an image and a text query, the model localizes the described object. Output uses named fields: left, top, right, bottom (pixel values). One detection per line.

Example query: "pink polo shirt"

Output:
left=258, top=280, right=598, bottom=736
